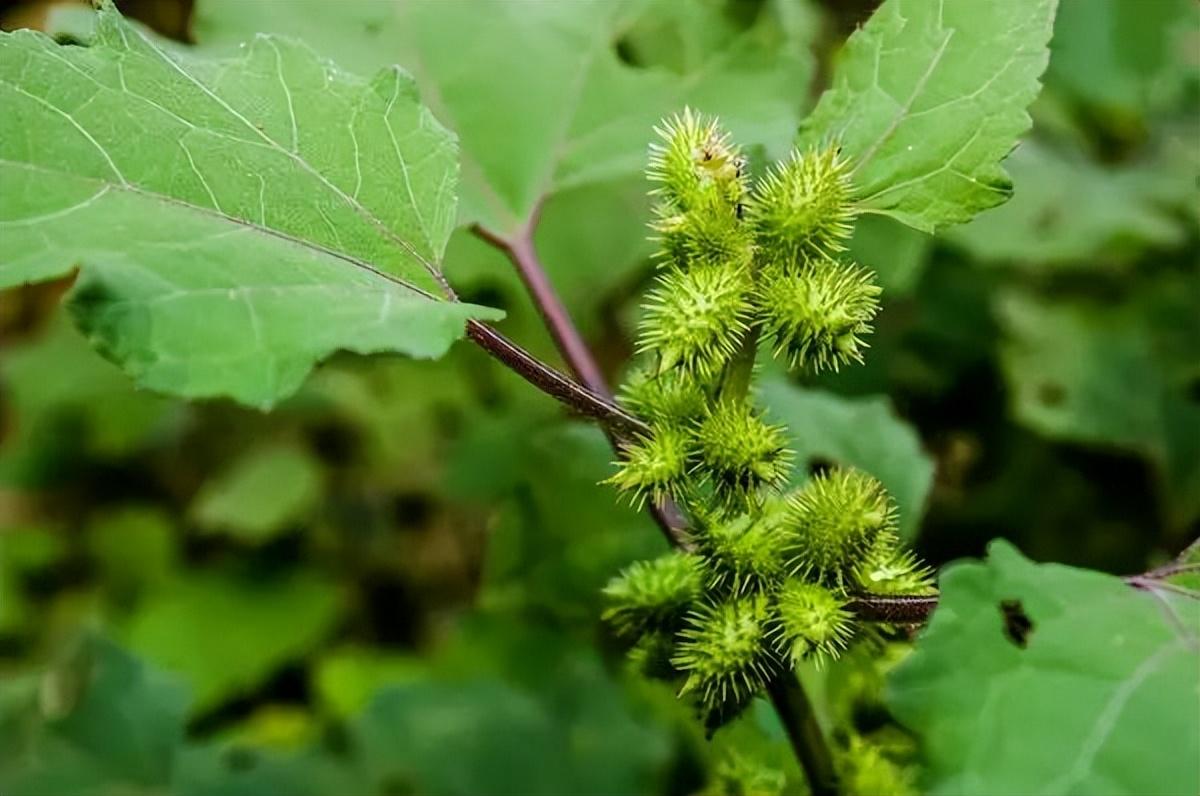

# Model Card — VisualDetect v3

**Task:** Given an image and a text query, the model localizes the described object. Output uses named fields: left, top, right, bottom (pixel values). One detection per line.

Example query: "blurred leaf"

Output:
left=123, top=571, right=341, bottom=712
left=312, top=646, right=423, bottom=717
left=87, top=505, right=177, bottom=600
left=1047, top=0, right=1198, bottom=120
left=0, top=6, right=500, bottom=409
left=191, top=444, right=322, bottom=543
left=847, top=214, right=932, bottom=296
left=800, top=0, right=1056, bottom=232
left=465, top=423, right=668, bottom=616
left=760, top=378, right=934, bottom=539
left=0, top=526, right=65, bottom=634
left=945, top=142, right=1189, bottom=267
left=303, top=356, right=475, bottom=486
left=352, top=640, right=671, bottom=796
left=193, top=0, right=815, bottom=236
left=997, top=289, right=1200, bottom=527
left=0, top=316, right=179, bottom=485
left=172, top=742, right=360, bottom=796
left=0, top=635, right=188, bottom=796
left=889, top=540, right=1200, bottom=796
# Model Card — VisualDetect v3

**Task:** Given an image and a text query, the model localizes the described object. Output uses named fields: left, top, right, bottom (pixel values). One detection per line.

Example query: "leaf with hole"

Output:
left=889, top=540, right=1200, bottom=796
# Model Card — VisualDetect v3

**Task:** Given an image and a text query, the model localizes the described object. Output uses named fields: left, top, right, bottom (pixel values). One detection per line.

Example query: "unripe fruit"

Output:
left=603, top=551, right=704, bottom=638
left=652, top=194, right=753, bottom=272
left=619, top=367, right=709, bottom=426
left=694, top=402, right=791, bottom=509
left=647, top=108, right=746, bottom=214
left=637, top=265, right=752, bottom=379
left=772, top=579, right=853, bottom=666
left=853, top=533, right=936, bottom=596
left=698, top=513, right=788, bottom=595
left=748, top=145, right=856, bottom=259
left=607, top=426, right=693, bottom=506
left=783, top=468, right=897, bottom=584
left=757, top=258, right=881, bottom=373
left=673, top=594, right=778, bottom=711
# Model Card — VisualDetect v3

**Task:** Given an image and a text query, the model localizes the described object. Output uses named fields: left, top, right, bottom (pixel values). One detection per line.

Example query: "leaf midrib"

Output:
left=0, top=158, right=440, bottom=302
left=7, top=22, right=453, bottom=298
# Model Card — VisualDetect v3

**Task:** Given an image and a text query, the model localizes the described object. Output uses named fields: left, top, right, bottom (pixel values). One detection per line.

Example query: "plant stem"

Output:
left=713, top=318, right=841, bottom=795
left=472, top=220, right=609, bottom=396
left=767, top=677, right=839, bottom=796
left=467, top=317, right=942, bottom=625
left=470, top=222, right=690, bottom=547
left=464, top=320, right=647, bottom=437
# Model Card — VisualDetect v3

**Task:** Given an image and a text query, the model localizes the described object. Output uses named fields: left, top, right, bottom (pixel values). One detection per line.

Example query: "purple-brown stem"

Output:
left=470, top=221, right=690, bottom=548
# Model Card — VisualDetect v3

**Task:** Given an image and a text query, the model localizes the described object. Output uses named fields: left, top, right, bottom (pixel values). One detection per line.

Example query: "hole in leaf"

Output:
left=999, top=599, right=1033, bottom=648
left=613, top=37, right=638, bottom=66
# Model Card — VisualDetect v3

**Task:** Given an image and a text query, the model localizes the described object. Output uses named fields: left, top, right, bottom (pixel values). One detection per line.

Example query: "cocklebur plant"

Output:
left=603, top=112, right=933, bottom=729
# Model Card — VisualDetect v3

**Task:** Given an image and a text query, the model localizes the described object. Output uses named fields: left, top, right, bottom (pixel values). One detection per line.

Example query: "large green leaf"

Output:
left=193, top=0, right=815, bottom=238
left=123, top=570, right=341, bottom=712
left=0, top=316, right=182, bottom=486
left=0, top=635, right=188, bottom=796
left=0, top=5, right=500, bottom=408
left=190, top=443, right=323, bottom=543
left=759, top=378, right=934, bottom=540
left=800, top=0, right=1057, bottom=232
left=946, top=142, right=1190, bottom=267
left=889, top=540, right=1200, bottom=796
left=997, top=289, right=1200, bottom=527
left=1046, top=0, right=1198, bottom=119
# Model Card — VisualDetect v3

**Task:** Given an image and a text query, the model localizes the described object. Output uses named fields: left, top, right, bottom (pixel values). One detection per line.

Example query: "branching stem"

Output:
left=469, top=222, right=690, bottom=547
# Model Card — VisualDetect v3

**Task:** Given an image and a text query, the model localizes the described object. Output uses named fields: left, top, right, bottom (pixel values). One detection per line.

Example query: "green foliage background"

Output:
left=0, top=0, right=1196, bottom=794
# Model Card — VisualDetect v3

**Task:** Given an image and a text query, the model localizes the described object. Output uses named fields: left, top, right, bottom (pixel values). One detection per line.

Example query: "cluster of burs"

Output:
left=604, top=110, right=933, bottom=727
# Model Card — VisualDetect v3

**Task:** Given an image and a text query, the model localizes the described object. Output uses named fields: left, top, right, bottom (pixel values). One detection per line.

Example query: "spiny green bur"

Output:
left=784, top=469, right=898, bottom=586
left=603, top=110, right=933, bottom=727
left=673, top=595, right=779, bottom=714
left=603, top=552, right=704, bottom=638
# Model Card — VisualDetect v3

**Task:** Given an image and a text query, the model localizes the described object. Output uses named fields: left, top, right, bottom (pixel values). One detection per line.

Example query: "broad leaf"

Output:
left=193, top=0, right=816, bottom=238
left=123, top=570, right=341, bottom=711
left=0, top=5, right=501, bottom=408
left=760, top=378, right=934, bottom=540
left=191, top=443, right=323, bottom=542
left=997, top=290, right=1200, bottom=529
left=946, top=142, right=1190, bottom=267
left=1047, top=0, right=1198, bottom=119
left=0, top=635, right=188, bottom=796
left=800, top=0, right=1057, bottom=232
left=889, top=540, right=1200, bottom=796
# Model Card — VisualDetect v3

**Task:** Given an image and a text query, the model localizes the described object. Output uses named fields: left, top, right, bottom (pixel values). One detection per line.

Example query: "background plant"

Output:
left=0, top=1, right=1197, bottom=795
